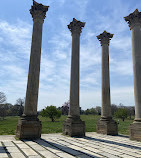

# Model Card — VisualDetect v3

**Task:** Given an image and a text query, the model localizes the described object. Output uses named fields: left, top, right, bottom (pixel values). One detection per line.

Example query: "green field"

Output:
left=0, top=115, right=133, bottom=135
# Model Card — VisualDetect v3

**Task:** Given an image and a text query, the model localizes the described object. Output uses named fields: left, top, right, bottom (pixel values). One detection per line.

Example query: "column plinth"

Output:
left=63, top=18, right=85, bottom=137
left=16, top=0, right=49, bottom=139
left=125, top=9, right=141, bottom=141
left=96, top=31, right=118, bottom=135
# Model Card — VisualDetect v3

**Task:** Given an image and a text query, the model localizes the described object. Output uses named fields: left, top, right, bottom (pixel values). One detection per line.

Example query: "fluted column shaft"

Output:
left=125, top=9, right=141, bottom=122
left=24, top=19, right=43, bottom=116
left=97, top=31, right=113, bottom=119
left=124, top=9, right=141, bottom=141
left=16, top=1, right=49, bottom=139
left=68, top=18, right=85, bottom=118
left=63, top=18, right=85, bottom=137
left=96, top=31, right=118, bottom=135
left=24, top=1, right=49, bottom=116
left=101, top=44, right=111, bottom=118
left=131, top=25, right=141, bottom=121
left=69, top=32, right=80, bottom=117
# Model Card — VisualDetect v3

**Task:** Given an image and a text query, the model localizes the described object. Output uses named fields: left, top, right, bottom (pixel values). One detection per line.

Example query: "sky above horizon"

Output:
left=0, top=0, right=140, bottom=110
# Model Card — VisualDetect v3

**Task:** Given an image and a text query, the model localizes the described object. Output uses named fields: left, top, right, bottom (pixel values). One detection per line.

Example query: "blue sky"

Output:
left=0, top=0, right=140, bottom=110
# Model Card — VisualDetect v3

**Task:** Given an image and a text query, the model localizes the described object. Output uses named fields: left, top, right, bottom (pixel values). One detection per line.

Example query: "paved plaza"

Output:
left=0, top=132, right=141, bottom=158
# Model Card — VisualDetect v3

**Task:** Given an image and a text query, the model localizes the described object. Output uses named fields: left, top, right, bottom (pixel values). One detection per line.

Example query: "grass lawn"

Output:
left=0, top=115, right=134, bottom=135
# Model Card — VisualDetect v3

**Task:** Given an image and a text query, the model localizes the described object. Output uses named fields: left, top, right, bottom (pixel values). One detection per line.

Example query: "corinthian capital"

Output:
left=30, top=0, right=49, bottom=21
left=97, top=31, right=113, bottom=46
left=68, top=18, right=85, bottom=35
left=124, top=9, right=141, bottom=29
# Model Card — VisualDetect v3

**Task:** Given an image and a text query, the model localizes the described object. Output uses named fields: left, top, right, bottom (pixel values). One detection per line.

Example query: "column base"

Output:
left=63, top=116, right=85, bottom=137
left=130, top=121, right=141, bottom=141
left=96, top=117, right=118, bottom=135
left=16, top=115, right=42, bottom=139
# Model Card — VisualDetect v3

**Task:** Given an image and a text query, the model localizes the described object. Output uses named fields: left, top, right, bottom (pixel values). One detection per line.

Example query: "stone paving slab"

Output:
left=0, top=132, right=141, bottom=158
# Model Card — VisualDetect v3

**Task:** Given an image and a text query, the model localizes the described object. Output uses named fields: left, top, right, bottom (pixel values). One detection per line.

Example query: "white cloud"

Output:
left=110, top=60, right=133, bottom=76
left=0, top=19, right=32, bottom=56
left=74, top=0, right=89, bottom=19
left=111, top=36, right=131, bottom=50
left=1, top=0, right=139, bottom=110
left=0, top=19, right=32, bottom=104
left=111, top=86, right=134, bottom=106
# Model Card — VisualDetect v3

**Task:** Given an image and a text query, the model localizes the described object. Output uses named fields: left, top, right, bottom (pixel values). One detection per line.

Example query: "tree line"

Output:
left=0, top=92, right=24, bottom=119
left=0, top=92, right=135, bottom=122
left=40, top=101, right=135, bottom=122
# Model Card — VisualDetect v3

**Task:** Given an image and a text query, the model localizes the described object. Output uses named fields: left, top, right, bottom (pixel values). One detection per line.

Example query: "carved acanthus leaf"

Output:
left=124, top=9, right=141, bottom=29
left=68, top=18, right=85, bottom=34
left=97, top=31, right=113, bottom=46
left=30, top=0, right=49, bottom=20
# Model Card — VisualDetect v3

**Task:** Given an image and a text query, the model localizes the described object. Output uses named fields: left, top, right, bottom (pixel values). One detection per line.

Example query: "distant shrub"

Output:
left=40, top=105, right=61, bottom=122
left=114, top=108, right=128, bottom=121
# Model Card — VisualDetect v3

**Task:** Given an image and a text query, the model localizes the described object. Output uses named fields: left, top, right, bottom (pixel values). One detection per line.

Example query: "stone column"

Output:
left=16, top=0, right=49, bottom=139
left=96, top=31, right=118, bottom=135
left=63, top=18, right=85, bottom=137
left=124, top=9, right=141, bottom=141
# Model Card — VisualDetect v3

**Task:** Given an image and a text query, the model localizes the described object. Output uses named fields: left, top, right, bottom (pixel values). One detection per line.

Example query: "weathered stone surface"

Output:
left=97, top=31, right=112, bottom=118
left=76, top=154, right=92, bottom=158
left=28, top=156, right=42, bottom=158
left=6, top=147, right=21, bottom=153
left=130, top=122, right=141, bottom=141
left=16, top=116, right=41, bottom=139
left=20, top=148, right=38, bottom=156
left=16, top=1, right=49, bottom=139
left=10, top=153, right=25, bottom=158
left=3, top=142, right=15, bottom=146
left=1, top=133, right=141, bottom=157
left=15, top=142, right=30, bottom=149
left=37, top=150, right=58, bottom=158
left=0, top=153, right=9, bottom=158
left=56, top=152, right=75, bottom=158
left=97, top=118, right=118, bottom=135
left=63, top=18, right=85, bottom=137
left=0, top=136, right=15, bottom=141
left=96, top=31, right=118, bottom=135
left=63, top=117, right=85, bottom=137
left=23, top=1, right=48, bottom=116
left=125, top=9, right=141, bottom=141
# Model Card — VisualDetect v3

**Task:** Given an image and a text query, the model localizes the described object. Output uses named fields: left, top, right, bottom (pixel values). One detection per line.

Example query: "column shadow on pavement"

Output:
left=0, top=146, right=8, bottom=153
left=83, top=136, right=141, bottom=150
left=35, top=138, right=102, bottom=158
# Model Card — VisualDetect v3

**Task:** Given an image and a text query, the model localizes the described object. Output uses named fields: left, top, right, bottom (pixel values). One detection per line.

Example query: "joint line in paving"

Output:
left=34, top=139, right=62, bottom=158
left=40, top=138, right=95, bottom=157
left=57, top=138, right=106, bottom=157
left=12, top=141, right=28, bottom=158
left=74, top=137, right=140, bottom=157
left=40, top=138, right=79, bottom=157
left=58, top=137, right=126, bottom=158
left=23, top=140, right=45, bottom=158
left=1, top=142, right=12, bottom=158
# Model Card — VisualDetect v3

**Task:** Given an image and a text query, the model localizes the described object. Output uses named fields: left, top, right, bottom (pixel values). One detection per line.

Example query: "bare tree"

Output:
left=111, top=104, right=118, bottom=116
left=0, top=92, right=6, bottom=104
left=62, top=101, right=69, bottom=115
left=96, top=106, right=101, bottom=115
left=16, top=98, right=25, bottom=116
left=16, top=98, right=24, bottom=106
